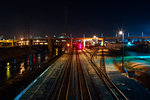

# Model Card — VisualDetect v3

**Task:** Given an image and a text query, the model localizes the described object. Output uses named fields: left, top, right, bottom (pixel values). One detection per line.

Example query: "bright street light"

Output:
left=93, top=35, right=96, bottom=38
left=119, top=31, right=123, bottom=35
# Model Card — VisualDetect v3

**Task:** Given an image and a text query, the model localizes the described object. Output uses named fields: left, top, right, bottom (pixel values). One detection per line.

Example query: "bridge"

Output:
left=0, top=36, right=149, bottom=47
left=0, top=36, right=149, bottom=55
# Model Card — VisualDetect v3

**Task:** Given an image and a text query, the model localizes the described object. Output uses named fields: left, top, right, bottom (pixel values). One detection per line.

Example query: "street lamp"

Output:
left=93, top=35, right=96, bottom=38
left=119, top=31, right=123, bottom=35
left=119, top=31, right=125, bottom=72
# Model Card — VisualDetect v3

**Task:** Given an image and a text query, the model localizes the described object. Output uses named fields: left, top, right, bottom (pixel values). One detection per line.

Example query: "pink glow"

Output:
left=78, top=44, right=83, bottom=49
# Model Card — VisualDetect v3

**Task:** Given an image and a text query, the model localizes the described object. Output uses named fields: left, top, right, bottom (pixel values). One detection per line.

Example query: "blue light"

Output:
left=14, top=79, right=37, bottom=100
left=127, top=42, right=134, bottom=46
left=115, top=56, right=150, bottom=61
left=128, top=42, right=131, bottom=45
left=132, top=40, right=135, bottom=42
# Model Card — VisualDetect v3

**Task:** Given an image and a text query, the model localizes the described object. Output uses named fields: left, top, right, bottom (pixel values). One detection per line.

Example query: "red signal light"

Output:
left=73, top=43, right=76, bottom=45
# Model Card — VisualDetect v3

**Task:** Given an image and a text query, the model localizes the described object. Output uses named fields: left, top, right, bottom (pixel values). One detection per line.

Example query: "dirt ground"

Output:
left=114, top=61, right=150, bottom=91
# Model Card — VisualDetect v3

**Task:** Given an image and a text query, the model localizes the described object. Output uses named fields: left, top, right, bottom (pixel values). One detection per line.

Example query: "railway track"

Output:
left=48, top=52, right=73, bottom=100
left=17, top=54, right=70, bottom=100
left=48, top=49, right=93, bottom=100
left=83, top=48, right=128, bottom=100
left=19, top=48, right=128, bottom=100
left=85, top=48, right=110, bottom=76
left=76, top=50, right=92, bottom=100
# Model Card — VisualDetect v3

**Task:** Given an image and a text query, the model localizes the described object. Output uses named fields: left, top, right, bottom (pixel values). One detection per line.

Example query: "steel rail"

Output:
left=76, top=50, right=92, bottom=100
left=80, top=53, right=103, bottom=100
left=56, top=53, right=73, bottom=100
left=65, top=53, right=74, bottom=100
left=91, top=48, right=128, bottom=100
left=47, top=53, right=73, bottom=100
left=83, top=49, right=128, bottom=100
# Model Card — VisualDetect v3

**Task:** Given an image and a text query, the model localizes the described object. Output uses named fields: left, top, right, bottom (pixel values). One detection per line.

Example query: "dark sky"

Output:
left=0, top=0, right=150, bottom=38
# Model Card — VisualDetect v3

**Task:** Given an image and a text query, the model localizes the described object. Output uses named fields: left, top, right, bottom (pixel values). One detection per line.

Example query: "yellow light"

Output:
left=67, top=43, right=70, bottom=47
left=101, top=41, right=104, bottom=46
left=83, top=40, right=86, bottom=47
left=36, top=40, right=39, bottom=42
left=7, top=62, right=10, bottom=66
left=6, top=62, right=11, bottom=80
left=6, top=68, right=10, bottom=80
left=56, top=48, right=58, bottom=55
left=20, top=62, right=25, bottom=74
left=21, top=38, right=24, bottom=40
left=87, top=39, right=92, bottom=41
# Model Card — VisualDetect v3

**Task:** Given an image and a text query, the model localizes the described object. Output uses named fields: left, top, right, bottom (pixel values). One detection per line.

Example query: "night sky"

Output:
left=0, top=0, right=150, bottom=38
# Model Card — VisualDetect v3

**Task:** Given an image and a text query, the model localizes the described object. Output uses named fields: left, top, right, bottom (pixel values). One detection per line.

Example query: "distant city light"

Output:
left=128, top=42, right=131, bottom=45
left=36, top=40, right=39, bottom=42
left=127, top=42, right=134, bottom=46
left=83, top=40, right=86, bottom=47
left=21, top=38, right=24, bottom=40
left=67, top=43, right=70, bottom=47
left=56, top=48, right=58, bottom=55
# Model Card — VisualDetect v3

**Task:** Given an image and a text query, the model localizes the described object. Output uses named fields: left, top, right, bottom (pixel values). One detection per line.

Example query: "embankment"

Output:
left=0, top=45, right=48, bottom=62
